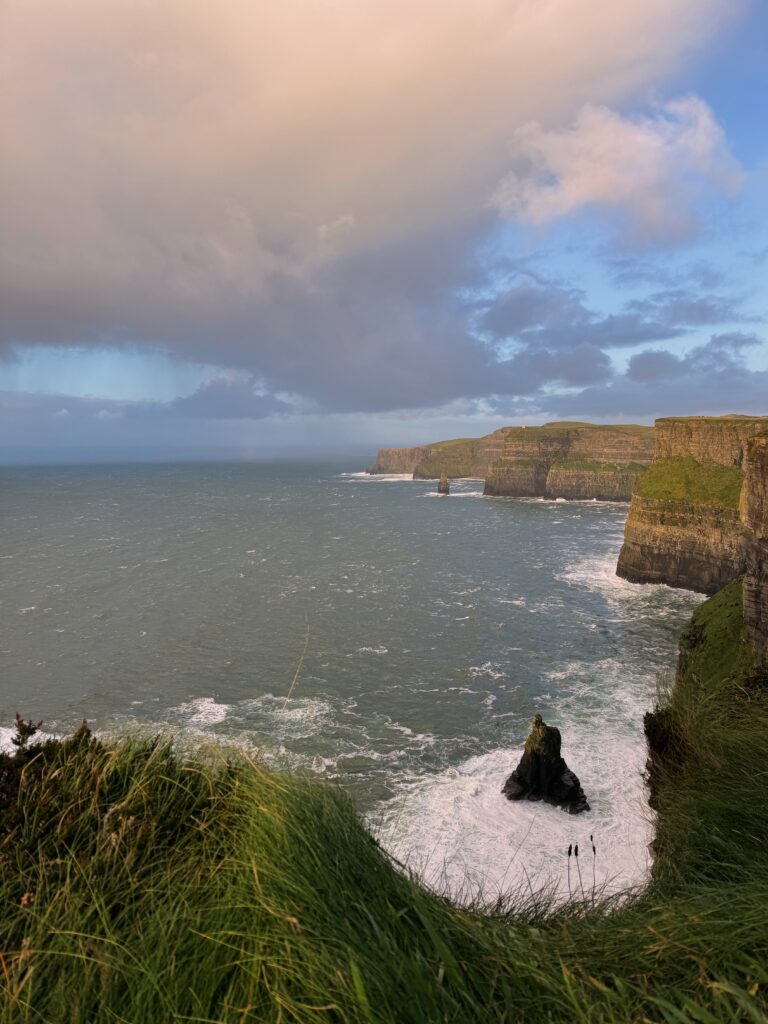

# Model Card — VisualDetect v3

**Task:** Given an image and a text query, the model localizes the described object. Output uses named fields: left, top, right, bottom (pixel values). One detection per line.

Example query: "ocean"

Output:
left=0, top=460, right=702, bottom=900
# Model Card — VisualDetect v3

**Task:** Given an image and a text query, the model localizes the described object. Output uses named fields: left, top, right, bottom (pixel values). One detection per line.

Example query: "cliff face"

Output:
left=372, top=422, right=654, bottom=499
left=483, top=423, right=654, bottom=500
left=741, top=434, right=768, bottom=662
left=617, top=497, right=745, bottom=594
left=369, top=429, right=510, bottom=478
left=545, top=466, right=651, bottom=502
left=368, top=445, right=434, bottom=475
left=653, top=416, right=768, bottom=465
left=617, top=417, right=768, bottom=607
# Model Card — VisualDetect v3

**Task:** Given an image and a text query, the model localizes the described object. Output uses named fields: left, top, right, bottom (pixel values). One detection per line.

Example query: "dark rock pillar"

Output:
left=502, top=714, right=590, bottom=814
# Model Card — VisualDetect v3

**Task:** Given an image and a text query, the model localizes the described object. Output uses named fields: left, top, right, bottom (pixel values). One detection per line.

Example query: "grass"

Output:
left=539, top=422, right=653, bottom=437
left=549, top=461, right=649, bottom=474
left=637, top=457, right=744, bottom=507
left=2, top=586, right=767, bottom=1022
left=655, top=416, right=768, bottom=424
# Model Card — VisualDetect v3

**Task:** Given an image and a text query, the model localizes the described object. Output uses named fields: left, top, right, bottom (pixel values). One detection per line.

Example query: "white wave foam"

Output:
left=559, top=552, right=706, bottom=614
left=469, top=662, right=504, bottom=680
left=358, top=646, right=389, bottom=655
left=0, top=725, right=58, bottom=752
left=375, top=659, right=658, bottom=906
left=422, top=488, right=484, bottom=498
left=340, top=472, right=415, bottom=482
left=174, top=697, right=232, bottom=725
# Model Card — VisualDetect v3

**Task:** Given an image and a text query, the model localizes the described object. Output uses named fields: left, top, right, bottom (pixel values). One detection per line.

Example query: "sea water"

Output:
left=0, top=461, right=702, bottom=900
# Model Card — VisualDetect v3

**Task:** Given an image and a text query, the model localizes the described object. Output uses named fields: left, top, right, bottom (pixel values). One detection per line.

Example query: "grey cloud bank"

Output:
left=0, top=0, right=765, bottom=452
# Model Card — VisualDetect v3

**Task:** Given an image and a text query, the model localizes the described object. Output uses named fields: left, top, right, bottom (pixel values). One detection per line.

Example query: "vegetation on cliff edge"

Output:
left=637, top=456, right=744, bottom=507
left=2, top=589, right=767, bottom=1022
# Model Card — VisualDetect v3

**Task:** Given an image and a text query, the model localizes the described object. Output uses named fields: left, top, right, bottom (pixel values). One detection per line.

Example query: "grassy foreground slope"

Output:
left=2, top=593, right=767, bottom=1024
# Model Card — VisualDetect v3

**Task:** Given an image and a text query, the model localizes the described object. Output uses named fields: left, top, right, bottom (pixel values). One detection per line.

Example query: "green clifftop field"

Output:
left=636, top=457, right=744, bottom=507
left=2, top=583, right=767, bottom=1024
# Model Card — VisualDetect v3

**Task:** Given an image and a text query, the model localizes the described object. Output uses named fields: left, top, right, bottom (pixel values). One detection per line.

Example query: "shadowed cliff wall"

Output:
left=369, top=429, right=511, bottom=478
left=741, top=434, right=768, bottom=661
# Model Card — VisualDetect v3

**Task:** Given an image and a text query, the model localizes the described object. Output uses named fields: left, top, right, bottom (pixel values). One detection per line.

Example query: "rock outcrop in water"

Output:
left=437, top=474, right=450, bottom=495
left=502, top=715, right=590, bottom=814
left=617, top=416, right=768, bottom=599
left=370, top=422, right=654, bottom=501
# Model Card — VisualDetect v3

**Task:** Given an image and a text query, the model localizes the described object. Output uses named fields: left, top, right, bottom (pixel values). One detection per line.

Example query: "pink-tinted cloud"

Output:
left=0, top=0, right=744, bottom=414
left=494, top=98, right=743, bottom=245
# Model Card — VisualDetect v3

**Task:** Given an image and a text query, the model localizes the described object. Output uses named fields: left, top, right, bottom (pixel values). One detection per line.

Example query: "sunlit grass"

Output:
left=1, top=583, right=767, bottom=1022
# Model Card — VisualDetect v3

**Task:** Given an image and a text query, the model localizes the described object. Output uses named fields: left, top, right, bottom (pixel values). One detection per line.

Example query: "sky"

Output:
left=1, top=0, right=766, bottom=460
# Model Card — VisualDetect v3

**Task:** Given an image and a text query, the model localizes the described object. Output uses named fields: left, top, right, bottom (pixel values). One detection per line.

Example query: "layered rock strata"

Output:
left=741, top=434, right=768, bottom=662
left=369, top=428, right=511, bottom=478
left=371, top=422, right=654, bottom=501
left=617, top=417, right=768, bottom=596
left=484, top=423, right=654, bottom=500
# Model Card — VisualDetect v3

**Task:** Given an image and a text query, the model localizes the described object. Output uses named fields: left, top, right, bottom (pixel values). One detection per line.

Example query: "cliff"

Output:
left=617, top=417, right=768, bottom=613
left=741, top=434, right=768, bottom=662
left=368, top=444, right=436, bottom=475
left=371, top=422, right=654, bottom=500
left=484, top=423, right=654, bottom=499
left=369, top=428, right=511, bottom=477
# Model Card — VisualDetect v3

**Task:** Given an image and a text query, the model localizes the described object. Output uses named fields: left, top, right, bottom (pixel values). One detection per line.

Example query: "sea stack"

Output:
left=502, top=714, right=589, bottom=814
left=438, top=474, right=450, bottom=495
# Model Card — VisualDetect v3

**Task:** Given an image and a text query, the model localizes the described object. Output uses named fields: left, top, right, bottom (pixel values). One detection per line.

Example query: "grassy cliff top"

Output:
left=3, top=627, right=768, bottom=1024
left=655, top=415, right=768, bottom=425
left=677, top=577, right=756, bottom=689
left=549, top=460, right=649, bottom=473
left=420, top=423, right=654, bottom=447
left=637, top=456, right=744, bottom=507
left=539, top=421, right=653, bottom=435
left=649, top=579, right=768, bottom=895
left=427, top=436, right=481, bottom=448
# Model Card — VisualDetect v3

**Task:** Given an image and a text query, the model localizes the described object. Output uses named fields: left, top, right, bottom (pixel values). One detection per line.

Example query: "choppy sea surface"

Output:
left=1, top=461, right=702, bottom=901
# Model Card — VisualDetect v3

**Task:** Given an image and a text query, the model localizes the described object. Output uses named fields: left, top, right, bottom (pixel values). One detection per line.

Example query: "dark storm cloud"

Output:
left=172, top=377, right=292, bottom=419
left=554, top=334, right=768, bottom=418
left=0, top=0, right=741, bottom=422
left=626, top=349, right=682, bottom=381
left=479, top=279, right=683, bottom=349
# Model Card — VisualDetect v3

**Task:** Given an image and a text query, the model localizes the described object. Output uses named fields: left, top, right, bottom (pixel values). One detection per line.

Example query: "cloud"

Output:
left=0, top=0, right=739, bottom=414
left=626, top=349, right=683, bottom=382
left=478, top=276, right=684, bottom=350
left=607, top=257, right=725, bottom=290
left=172, top=375, right=293, bottom=419
left=493, top=97, right=743, bottom=246
left=560, top=333, right=767, bottom=417
left=626, top=289, right=752, bottom=326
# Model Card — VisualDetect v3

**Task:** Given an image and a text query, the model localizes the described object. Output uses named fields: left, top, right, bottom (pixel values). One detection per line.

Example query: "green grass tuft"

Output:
left=549, top=460, right=649, bottom=474
left=637, top=457, right=744, bottom=507
left=2, top=588, right=767, bottom=1021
